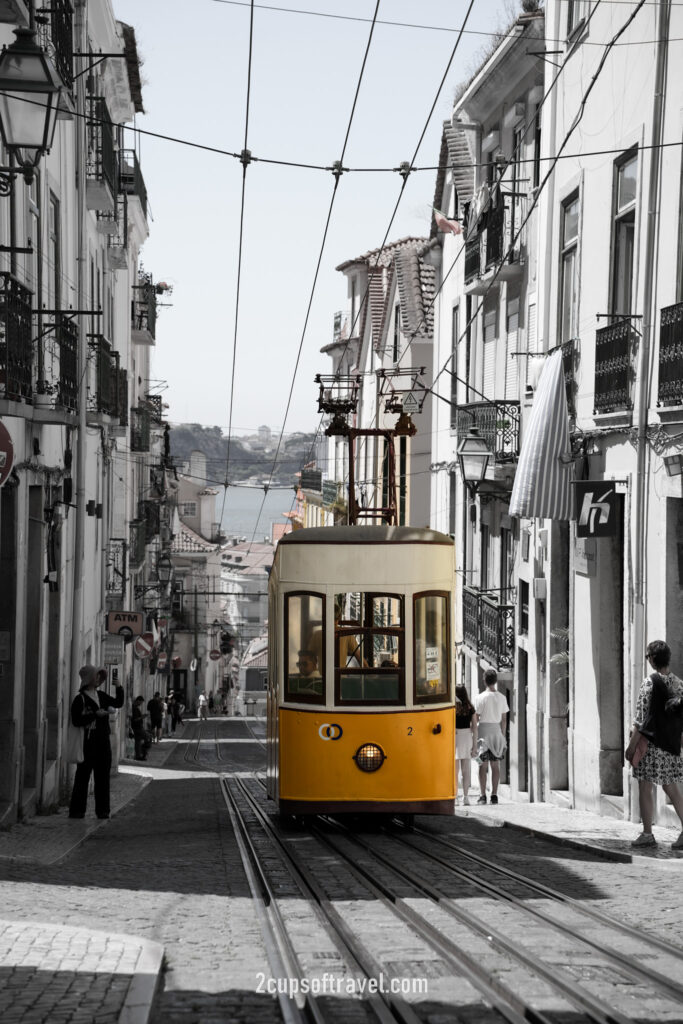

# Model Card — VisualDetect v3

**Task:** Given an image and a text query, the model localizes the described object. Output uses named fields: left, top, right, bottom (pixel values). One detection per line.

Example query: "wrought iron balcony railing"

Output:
left=594, top=319, right=634, bottom=414
left=658, top=301, right=683, bottom=407
left=0, top=272, right=33, bottom=402
left=144, top=393, right=164, bottom=424
left=131, top=273, right=157, bottom=342
left=454, top=401, right=520, bottom=462
left=119, top=150, right=148, bottom=220
left=87, top=335, right=118, bottom=415
left=86, top=96, right=116, bottom=201
left=56, top=315, right=78, bottom=412
left=462, top=586, right=515, bottom=670
left=485, top=202, right=505, bottom=268
left=131, top=406, right=151, bottom=452
left=38, top=0, right=74, bottom=90
left=115, top=368, right=128, bottom=425
left=464, top=235, right=481, bottom=283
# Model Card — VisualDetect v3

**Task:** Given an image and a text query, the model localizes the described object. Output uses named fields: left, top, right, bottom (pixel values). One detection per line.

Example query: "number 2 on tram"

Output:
left=266, top=525, right=456, bottom=817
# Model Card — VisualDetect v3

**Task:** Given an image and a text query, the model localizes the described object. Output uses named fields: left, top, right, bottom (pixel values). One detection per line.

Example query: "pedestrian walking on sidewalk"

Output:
left=198, top=692, right=208, bottom=721
left=473, top=669, right=508, bottom=805
left=455, top=685, right=478, bottom=806
left=628, top=640, right=683, bottom=850
left=147, top=692, right=164, bottom=743
left=69, top=665, right=124, bottom=820
left=131, top=696, right=148, bottom=761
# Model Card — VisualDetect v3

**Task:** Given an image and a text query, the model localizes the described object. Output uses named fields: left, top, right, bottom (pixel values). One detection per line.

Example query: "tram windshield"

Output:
left=334, top=592, right=403, bottom=704
left=414, top=592, right=450, bottom=701
left=285, top=592, right=325, bottom=701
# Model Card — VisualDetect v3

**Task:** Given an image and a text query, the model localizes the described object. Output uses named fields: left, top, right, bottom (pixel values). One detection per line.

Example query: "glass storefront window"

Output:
left=414, top=592, right=450, bottom=701
left=285, top=592, right=325, bottom=702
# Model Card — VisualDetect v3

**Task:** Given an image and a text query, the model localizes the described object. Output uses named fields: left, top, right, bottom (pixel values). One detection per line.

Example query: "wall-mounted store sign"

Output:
left=106, top=611, right=143, bottom=637
left=575, top=481, right=617, bottom=538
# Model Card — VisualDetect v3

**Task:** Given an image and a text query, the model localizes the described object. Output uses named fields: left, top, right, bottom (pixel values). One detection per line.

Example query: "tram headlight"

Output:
left=353, top=743, right=385, bottom=773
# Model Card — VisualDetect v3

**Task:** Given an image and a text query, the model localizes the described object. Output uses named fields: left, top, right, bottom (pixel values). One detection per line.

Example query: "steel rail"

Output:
left=224, top=777, right=408, bottom=1024
left=316, top=817, right=630, bottom=1024
left=219, top=776, right=313, bottom=1024
left=386, top=822, right=683, bottom=1008
left=236, top=779, right=548, bottom=1024
left=182, top=718, right=204, bottom=763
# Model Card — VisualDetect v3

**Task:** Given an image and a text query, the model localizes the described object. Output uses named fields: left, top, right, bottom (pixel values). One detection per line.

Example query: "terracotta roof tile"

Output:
left=172, top=521, right=219, bottom=554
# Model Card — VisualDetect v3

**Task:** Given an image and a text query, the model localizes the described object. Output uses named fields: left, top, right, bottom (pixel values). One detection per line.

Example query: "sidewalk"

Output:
left=456, top=793, right=683, bottom=865
left=0, top=733, right=179, bottom=1024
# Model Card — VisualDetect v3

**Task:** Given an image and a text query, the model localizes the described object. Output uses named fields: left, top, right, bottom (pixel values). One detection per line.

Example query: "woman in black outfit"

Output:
left=455, top=685, right=478, bottom=806
left=69, top=664, right=124, bottom=819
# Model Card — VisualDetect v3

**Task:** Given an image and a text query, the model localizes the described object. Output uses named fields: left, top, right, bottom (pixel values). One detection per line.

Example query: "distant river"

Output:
left=219, top=485, right=294, bottom=542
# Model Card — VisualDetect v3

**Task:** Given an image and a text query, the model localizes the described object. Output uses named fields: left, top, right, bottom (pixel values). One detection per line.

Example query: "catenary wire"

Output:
left=218, top=0, right=256, bottom=531
left=244, top=0, right=384, bottom=551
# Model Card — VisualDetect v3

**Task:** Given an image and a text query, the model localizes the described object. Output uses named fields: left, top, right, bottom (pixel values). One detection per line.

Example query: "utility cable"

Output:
left=218, top=0, right=256, bottom=531
left=244, top=0, right=383, bottom=552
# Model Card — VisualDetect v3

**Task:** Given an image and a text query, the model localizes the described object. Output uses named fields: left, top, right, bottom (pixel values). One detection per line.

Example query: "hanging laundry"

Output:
left=433, top=207, right=462, bottom=235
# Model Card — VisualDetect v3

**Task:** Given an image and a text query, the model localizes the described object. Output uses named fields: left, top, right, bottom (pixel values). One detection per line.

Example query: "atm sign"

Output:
left=106, top=611, right=144, bottom=637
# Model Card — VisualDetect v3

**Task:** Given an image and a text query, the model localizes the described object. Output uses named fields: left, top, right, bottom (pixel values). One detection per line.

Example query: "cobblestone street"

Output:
left=1, top=718, right=683, bottom=1023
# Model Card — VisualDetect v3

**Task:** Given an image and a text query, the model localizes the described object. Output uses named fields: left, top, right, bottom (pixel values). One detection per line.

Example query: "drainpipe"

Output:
left=630, top=0, right=670, bottom=815
left=69, top=0, right=87, bottom=688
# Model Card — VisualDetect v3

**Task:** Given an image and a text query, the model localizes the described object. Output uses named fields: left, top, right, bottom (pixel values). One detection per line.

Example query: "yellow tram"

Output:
left=266, top=525, right=456, bottom=817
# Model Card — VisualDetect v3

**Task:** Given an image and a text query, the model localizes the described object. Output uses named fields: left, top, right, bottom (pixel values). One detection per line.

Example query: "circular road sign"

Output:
left=134, top=632, right=154, bottom=659
left=0, top=421, right=14, bottom=488
left=209, top=649, right=221, bottom=661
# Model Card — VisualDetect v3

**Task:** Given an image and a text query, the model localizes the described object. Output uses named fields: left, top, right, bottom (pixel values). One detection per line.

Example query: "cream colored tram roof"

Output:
left=277, top=526, right=453, bottom=547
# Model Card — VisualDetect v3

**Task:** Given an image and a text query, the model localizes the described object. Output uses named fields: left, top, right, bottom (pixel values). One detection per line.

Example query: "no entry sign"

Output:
left=134, top=632, right=154, bottom=659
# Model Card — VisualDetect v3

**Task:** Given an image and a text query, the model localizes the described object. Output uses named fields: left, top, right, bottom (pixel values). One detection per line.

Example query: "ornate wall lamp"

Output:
left=457, top=430, right=490, bottom=497
left=0, top=27, right=61, bottom=194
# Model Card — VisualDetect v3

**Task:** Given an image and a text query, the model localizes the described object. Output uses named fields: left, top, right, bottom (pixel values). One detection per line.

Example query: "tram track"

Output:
left=229, top=776, right=574, bottom=1024
left=313, top=811, right=683, bottom=1023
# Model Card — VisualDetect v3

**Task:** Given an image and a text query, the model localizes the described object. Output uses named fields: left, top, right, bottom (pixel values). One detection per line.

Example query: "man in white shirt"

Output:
left=473, top=669, right=509, bottom=805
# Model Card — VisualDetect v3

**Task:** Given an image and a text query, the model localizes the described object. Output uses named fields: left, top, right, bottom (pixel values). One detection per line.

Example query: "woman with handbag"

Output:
left=69, top=664, right=124, bottom=820
left=629, top=640, right=683, bottom=849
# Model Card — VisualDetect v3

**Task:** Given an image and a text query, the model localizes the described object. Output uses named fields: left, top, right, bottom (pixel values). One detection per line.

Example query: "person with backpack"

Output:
left=69, top=664, right=124, bottom=820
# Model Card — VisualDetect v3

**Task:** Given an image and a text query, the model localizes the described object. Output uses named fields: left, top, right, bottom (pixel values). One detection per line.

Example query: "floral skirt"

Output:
left=633, top=742, right=683, bottom=786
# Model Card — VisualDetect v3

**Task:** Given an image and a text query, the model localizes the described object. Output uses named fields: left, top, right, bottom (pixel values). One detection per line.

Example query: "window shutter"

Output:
left=505, top=296, right=520, bottom=400
left=483, top=306, right=497, bottom=398
left=525, top=299, right=537, bottom=389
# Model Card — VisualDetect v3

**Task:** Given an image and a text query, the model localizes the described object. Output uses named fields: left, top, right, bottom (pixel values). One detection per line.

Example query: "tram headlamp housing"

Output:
left=353, top=743, right=386, bottom=773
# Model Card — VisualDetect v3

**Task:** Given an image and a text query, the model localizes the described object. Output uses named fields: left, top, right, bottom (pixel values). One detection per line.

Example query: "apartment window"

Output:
left=180, top=501, right=197, bottom=517
left=27, top=175, right=40, bottom=299
left=481, top=524, right=490, bottom=590
left=450, top=305, right=459, bottom=429
left=611, top=151, right=637, bottom=315
left=533, top=107, right=541, bottom=190
left=567, top=1, right=589, bottom=37
left=519, top=579, right=529, bottom=635
left=448, top=469, right=456, bottom=537
left=392, top=303, right=400, bottom=362
left=501, top=527, right=515, bottom=599
left=48, top=193, right=60, bottom=309
left=172, top=578, right=184, bottom=616
left=560, top=193, right=580, bottom=344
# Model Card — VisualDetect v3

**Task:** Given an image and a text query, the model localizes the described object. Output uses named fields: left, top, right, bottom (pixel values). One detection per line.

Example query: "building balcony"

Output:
left=462, top=586, right=515, bottom=670
left=463, top=202, right=524, bottom=294
left=119, top=149, right=148, bottom=220
left=86, top=96, right=116, bottom=212
left=594, top=319, right=635, bottom=415
left=103, top=193, right=128, bottom=271
left=657, top=301, right=683, bottom=408
left=87, top=335, right=120, bottom=416
left=144, top=393, right=164, bottom=424
left=0, top=272, right=33, bottom=403
left=140, top=499, right=161, bottom=544
left=115, top=368, right=128, bottom=425
left=129, top=519, right=146, bottom=568
left=38, top=0, right=74, bottom=93
left=131, top=406, right=151, bottom=452
left=454, top=400, right=520, bottom=464
left=131, top=272, right=157, bottom=345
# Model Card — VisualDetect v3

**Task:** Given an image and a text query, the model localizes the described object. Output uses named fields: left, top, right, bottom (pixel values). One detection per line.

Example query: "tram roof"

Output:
left=277, top=526, right=453, bottom=547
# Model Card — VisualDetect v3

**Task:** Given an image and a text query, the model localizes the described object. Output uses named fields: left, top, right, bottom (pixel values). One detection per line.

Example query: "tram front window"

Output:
left=285, top=593, right=325, bottom=701
left=414, top=592, right=450, bottom=701
left=335, top=592, right=404, bottom=704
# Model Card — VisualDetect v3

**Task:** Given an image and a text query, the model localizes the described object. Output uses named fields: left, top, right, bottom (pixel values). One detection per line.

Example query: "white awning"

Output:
left=509, top=349, right=574, bottom=521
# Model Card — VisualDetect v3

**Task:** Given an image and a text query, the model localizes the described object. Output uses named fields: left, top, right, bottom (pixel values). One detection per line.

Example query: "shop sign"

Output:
left=106, top=611, right=143, bottom=637
left=575, top=481, right=617, bottom=538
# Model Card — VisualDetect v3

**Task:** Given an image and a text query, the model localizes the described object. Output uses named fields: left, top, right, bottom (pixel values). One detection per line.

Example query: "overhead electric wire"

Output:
left=244, top=0, right=384, bottom=552
left=209, top=0, right=683, bottom=45
left=218, top=0, right=256, bottom=531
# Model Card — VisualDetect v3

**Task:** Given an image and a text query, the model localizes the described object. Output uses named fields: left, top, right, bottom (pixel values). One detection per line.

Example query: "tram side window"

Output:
left=285, top=593, right=325, bottom=702
left=414, top=592, right=450, bottom=702
left=334, top=592, right=404, bottom=703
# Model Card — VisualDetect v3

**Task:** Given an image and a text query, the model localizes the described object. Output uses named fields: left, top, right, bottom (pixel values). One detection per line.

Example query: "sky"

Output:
left=113, top=0, right=516, bottom=436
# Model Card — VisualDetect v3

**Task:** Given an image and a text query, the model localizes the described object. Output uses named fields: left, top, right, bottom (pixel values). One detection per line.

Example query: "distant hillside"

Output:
left=169, top=423, right=318, bottom=486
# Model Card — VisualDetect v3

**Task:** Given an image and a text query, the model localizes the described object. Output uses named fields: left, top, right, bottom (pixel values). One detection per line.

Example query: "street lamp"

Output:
left=0, top=27, right=62, bottom=192
left=157, top=551, right=173, bottom=585
left=457, top=430, right=490, bottom=496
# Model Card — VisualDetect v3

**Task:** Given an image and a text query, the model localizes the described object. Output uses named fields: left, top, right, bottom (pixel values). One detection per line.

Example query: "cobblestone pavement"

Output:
left=1, top=716, right=683, bottom=1023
